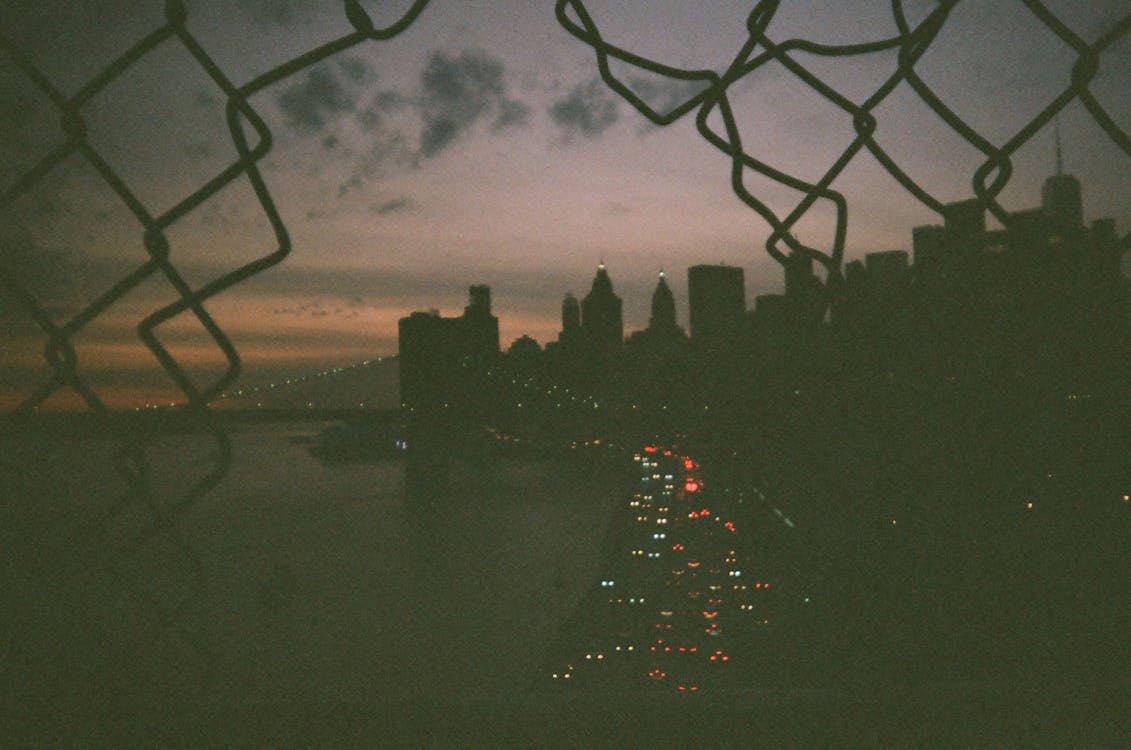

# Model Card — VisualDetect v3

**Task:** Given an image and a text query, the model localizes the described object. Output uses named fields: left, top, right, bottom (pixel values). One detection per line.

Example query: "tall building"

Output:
left=942, top=198, right=986, bottom=254
left=547, top=292, right=583, bottom=361
left=782, top=252, right=826, bottom=323
left=562, top=292, right=580, bottom=335
left=462, top=284, right=500, bottom=353
left=912, top=170, right=1113, bottom=266
left=398, top=285, right=499, bottom=410
left=1042, top=125, right=1083, bottom=234
left=647, top=271, right=681, bottom=338
left=1042, top=174, right=1083, bottom=234
left=864, top=250, right=909, bottom=293
left=688, top=264, right=745, bottom=345
left=912, top=225, right=947, bottom=266
left=885, top=166, right=1121, bottom=390
left=581, top=262, right=623, bottom=354
left=468, top=284, right=491, bottom=315
left=783, top=253, right=814, bottom=299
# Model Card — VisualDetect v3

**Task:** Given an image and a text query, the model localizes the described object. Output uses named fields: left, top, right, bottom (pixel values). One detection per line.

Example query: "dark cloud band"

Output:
left=549, top=77, right=619, bottom=141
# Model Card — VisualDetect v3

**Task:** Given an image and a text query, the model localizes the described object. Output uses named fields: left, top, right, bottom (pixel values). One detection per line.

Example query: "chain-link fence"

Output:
left=1, top=1, right=432, bottom=731
left=2, top=0, right=1130, bottom=738
left=556, top=0, right=1131, bottom=527
left=557, top=0, right=1131, bottom=279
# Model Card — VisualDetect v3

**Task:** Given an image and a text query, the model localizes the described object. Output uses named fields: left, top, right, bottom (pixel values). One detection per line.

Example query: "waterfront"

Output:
left=2, top=422, right=618, bottom=720
left=3, top=419, right=1129, bottom=745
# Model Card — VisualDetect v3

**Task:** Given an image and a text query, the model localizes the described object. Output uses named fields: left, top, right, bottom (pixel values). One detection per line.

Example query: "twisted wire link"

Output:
left=3, top=0, right=429, bottom=415
left=0, top=0, right=432, bottom=640
left=557, top=0, right=1131, bottom=280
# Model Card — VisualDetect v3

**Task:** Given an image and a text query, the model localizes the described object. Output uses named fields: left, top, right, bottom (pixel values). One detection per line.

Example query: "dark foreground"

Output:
left=3, top=419, right=1129, bottom=747
left=8, top=682, right=1129, bottom=748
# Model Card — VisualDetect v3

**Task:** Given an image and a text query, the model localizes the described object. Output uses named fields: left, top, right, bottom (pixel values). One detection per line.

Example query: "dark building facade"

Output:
left=555, top=292, right=582, bottom=354
left=688, top=264, right=745, bottom=347
left=910, top=172, right=1120, bottom=290
left=1042, top=173, right=1083, bottom=232
left=398, top=285, right=499, bottom=411
left=837, top=169, right=1126, bottom=393
left=580, top=262, right=624, bottom=355
left=625, top=271, right=691, bottom=403
left=627, top=271, right=687, bottom=347
left=647, top=271, right=681, bottom=338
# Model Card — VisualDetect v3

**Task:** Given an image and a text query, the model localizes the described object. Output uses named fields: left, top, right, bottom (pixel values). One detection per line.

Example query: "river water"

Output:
left=3, top=422, right=619, bottom=709
left=5, top=420, right=1128, bottom=744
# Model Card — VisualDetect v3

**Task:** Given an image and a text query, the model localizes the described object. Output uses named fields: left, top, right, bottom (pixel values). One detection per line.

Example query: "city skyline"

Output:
left=6, top=4, right=1131, bottom=740
left=3, top=1, right=1130, bottom=408
left=398, top=162, right=1123, bottom=405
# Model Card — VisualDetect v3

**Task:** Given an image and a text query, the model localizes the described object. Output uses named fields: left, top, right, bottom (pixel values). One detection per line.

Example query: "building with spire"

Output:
left=615, top=270, right=692, bottom=411
left=625, top=270, right=688, bottom=349
left=1041, top=127, right=1083, bottom=235
left=878, top=156, right=1123, bottom=391
left=581, top=262, right=624, bottom=356
left=647, top=271, right=681, bottom=337
left=910, top=135, right=1115, bottom=271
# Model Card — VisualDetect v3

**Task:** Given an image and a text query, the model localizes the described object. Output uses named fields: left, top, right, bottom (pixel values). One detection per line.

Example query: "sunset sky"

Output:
left=2, top=1, right=1129, bottom=408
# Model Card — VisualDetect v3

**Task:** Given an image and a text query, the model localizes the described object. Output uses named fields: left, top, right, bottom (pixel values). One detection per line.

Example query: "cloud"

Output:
left=373, top=197, right=413, bottom=215
left=549, top=77, right=619, bottom=141
left=276, top=66, right=355, bottom=133
left=370, top=89, right=411, bottom=115
left=337, top=127, right=414, bottom=196
left=339, top=49, right=529, bottom=192
left=338, top=175, right=364, bottom=197
left=337, top=56, right=372, bottom=84
left=273, top=299, right=343, bottom=318
left=417, top=50, right=530, bottom=158
left=493, top=98, right=531, bottom=130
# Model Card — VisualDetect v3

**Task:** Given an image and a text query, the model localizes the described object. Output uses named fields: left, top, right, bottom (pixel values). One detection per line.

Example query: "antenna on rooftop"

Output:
left=1055, top=118, right=1064, bottom=177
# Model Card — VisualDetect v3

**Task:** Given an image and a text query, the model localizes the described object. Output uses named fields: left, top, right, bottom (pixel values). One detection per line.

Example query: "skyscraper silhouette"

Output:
left=1042, top=124, right=1083, bottom=234
left=462, top=284, right=500, bottom=354
left=942, top=199, right=986, bottom=255
left=1041, top=174, right=1083, bottom=236
left=561, top=291, right=581, bottom=349
left=398, top=285, right=499, bottom=411
left=581, top=262, right=624, bottom=355
left=562, top=292, right=581, bottom=336
left=688, top=264, right=745, bottom=347
left=647, top=271, right=681, bottom=338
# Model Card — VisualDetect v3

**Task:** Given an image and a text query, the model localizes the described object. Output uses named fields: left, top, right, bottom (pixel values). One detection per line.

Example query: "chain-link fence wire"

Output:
left=556, top=0, right=1131, bottom=571
left=0, top=1, right=432, bottom=692
left=3, top=0, right=429, bottom=420
left=557, top=0, right=1131, bottom=281
left=566, top=0, right=1131, bottom=690
left=1, top=0, right=1129, bottom=709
